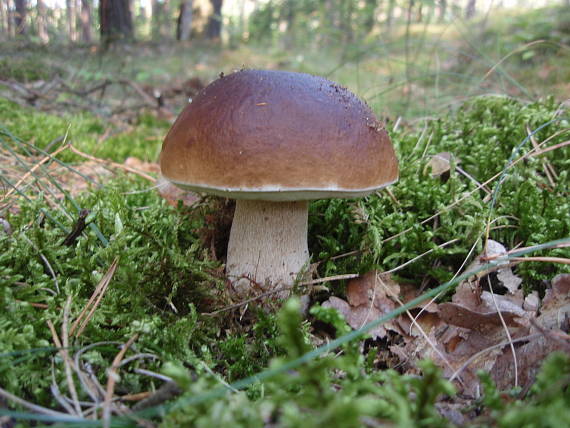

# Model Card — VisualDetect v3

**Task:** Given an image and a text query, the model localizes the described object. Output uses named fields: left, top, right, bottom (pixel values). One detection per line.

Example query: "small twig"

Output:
left=0, top=385, right=76, bottom=419
left=61, top=296, right=83, bottom=416
left=299, top=273, right=360, bottom=286
left=528, top=139, right=570, bottom=158
left=133, top=369, right=173, bottom=382
left=486, top=276, right=518, bottom=388
left=74, top=342, right=122, bottom=404
left=68, top=145, right=156, bottom=183
left=527, top=124, right=557, bottom=186
left=50, top=360, right=77, bottom=415
left=70, top=258, right=119, bottom=338
left=508, top=256, right=570, bottom=265
left=102, top=334, right=139, bottom=428
left=132, top=382, right=182, bottom=411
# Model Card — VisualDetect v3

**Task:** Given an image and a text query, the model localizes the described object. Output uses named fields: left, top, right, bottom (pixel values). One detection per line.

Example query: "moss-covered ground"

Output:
left=1, top=6, right=570, bottom=427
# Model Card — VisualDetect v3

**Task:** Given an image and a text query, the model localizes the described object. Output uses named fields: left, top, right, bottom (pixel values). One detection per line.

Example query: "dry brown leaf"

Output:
left=392, top=272, right=570, bottom=397
left=490, top=274, right=570, bottom=390
left=322, top=271, right=402, bottom=339
left=439, top=303, right=522, bottom=331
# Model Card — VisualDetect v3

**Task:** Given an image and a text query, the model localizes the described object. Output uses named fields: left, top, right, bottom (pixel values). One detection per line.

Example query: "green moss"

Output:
left=1, top=92, right=569, bottom=426
left=0, top=97, right=168, bottom=163
left=0, top=57, right=59, bottom=82
left=310, top=96, right=569, bottom=292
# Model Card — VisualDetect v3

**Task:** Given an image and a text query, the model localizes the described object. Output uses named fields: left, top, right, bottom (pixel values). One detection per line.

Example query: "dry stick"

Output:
left=50, top=360, right=78, bottom=415
left=529, top=139, right=570, bottom=157
left=70, top=258, right=119, bottom=338
left=527, top=124, right=557, bottom=186
left=299, top=273, right=360, bottom=286
left=480, top=241, right=570, bottom=262
left=0, top=386, right=75, bottom=419
left=68, top=145, right=157, bottom=183
left=508, top=256, right=570, bottom=265
left=74, top=342, right=123, bottom=405
left=486, top=276, right=518, bottom=389
left=62, top=296, right=83, bottom=416
left=102, top=334, right=139, bottom=428
left=46, top=319, right=81, bottom=417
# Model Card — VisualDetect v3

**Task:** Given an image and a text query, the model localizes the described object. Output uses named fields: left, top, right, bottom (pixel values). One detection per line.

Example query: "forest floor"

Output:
left=1, top=6, right=570, bottom=427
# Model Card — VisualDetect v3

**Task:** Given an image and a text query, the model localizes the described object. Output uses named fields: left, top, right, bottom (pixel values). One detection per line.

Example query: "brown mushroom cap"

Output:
left=160, top=69, right=398, bottom=201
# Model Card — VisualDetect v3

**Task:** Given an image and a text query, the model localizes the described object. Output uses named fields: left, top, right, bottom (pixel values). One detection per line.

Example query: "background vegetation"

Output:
left=1, top=0, right=569, bottom=427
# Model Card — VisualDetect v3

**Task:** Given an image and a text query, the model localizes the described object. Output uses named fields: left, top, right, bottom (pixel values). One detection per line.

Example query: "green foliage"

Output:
left=482, top=6, right=570, bottom=63
left=310, top=96, right=569, bottom=291
left=1, top=80, right=569, bottom=426
left=162, top=300, right=455, bottom=427
left=0, top=97, right=168, bottom=163
left=0, top=177, right=222, bottom=402
left=477, top=353, right=570, bottom=427
left=0, top=57, right=59, bottom=82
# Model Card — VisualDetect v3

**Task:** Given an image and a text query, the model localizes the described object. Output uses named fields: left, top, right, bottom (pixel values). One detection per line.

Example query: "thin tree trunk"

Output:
left=5, top=0, right=14, bottom=38
left=176, top=0, right=192, bottom=41
left=15, top=0, right=26, bottom=35
left=438, top=0, right=447, bottom=22
left=80, top=0, right=92, bottom=42
left=37, top=0, right=49, bottom=43
left=152, top=0, right=162, bottom=39
left=66, top=0, right=76, bottom=41
left=386, top=0, right=395, bottom=33
left=0, top=0, right=6, bottom=38
left=465, top=0, right=477, bottom=19
left=99, top=0, right=133, bottom=47
left=206, top=0, right=222, bottom=40
left=363, top=0, right=377, bottom=35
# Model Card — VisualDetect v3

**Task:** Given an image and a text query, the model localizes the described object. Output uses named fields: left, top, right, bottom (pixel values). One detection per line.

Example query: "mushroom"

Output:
left=160, top=69, right=398, bottom=299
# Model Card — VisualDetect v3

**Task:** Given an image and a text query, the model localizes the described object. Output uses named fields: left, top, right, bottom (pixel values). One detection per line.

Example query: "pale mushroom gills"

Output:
left=160, top=69, right=398, bottom=298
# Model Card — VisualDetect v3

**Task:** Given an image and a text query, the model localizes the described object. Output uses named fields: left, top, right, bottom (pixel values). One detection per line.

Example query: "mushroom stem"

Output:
left=226, top=200, right=309, bottom=298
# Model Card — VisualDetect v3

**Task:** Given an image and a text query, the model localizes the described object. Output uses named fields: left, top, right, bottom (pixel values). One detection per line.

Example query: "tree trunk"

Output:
left=37, top=0, right=49, bottom=43
left=176, top=0, right=192, bottom=41
left=14, top=0, right=26, bottom=35
left=1, top=0, right=9, bottom=38
left=80, top=0, right=92, bottom=42
left=206, top=0, right=222, bottom=40
left=99, top=0, right=133, bottom=46
left=152, top=0, right=170, bottom=39
left=66, top=0, right=76, bottom=41
left=465, top=0, right=477, bottom=20
left=386, top=0, right=395, bottom=33
left=438, top=0, right=447, bottom=22
left=363, top=0, right=377, bottom=35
